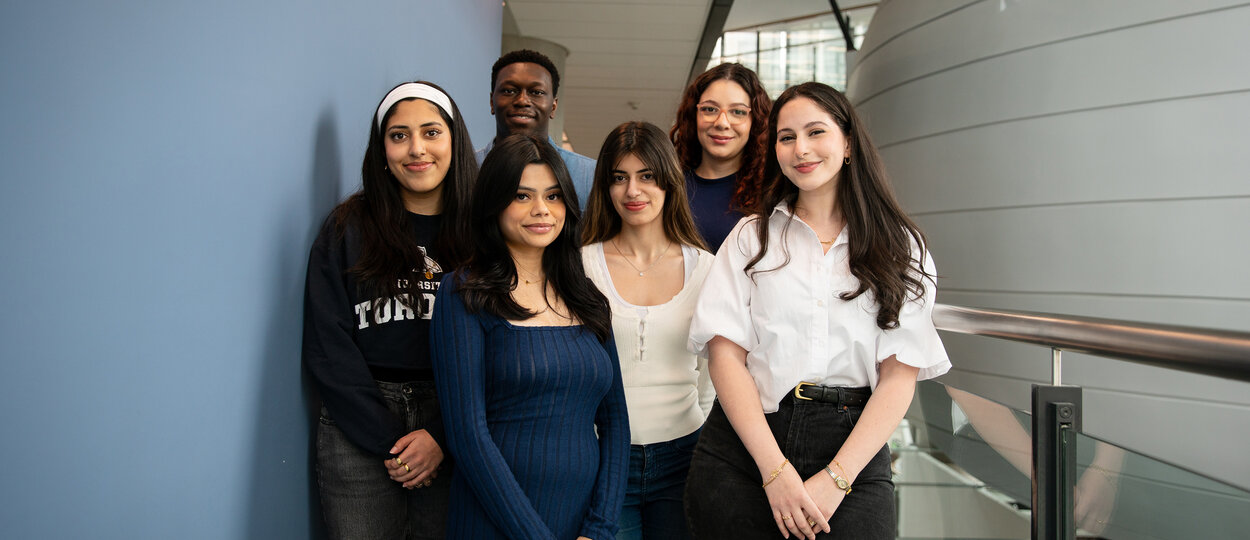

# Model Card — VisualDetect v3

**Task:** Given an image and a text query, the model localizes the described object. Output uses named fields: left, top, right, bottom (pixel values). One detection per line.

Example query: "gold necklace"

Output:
left=516, top=266, right=544, bottom=285
left=611, top=239, right=673, bottom=277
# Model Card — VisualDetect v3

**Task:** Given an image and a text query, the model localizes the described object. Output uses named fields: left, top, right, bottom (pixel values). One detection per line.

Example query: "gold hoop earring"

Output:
left=844, top=156, right=850, bottom=165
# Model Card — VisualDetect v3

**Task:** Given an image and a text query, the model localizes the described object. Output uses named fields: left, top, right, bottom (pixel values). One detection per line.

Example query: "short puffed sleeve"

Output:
left=688, top=217, right=760, bottom=356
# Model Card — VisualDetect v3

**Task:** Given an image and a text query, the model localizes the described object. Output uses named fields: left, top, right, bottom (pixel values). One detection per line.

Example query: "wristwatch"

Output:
left=824, top=465, right=852, bottom=494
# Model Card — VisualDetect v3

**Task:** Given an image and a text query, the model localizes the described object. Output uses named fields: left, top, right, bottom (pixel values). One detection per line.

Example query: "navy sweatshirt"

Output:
left=302, top=212, right=446, bottom=456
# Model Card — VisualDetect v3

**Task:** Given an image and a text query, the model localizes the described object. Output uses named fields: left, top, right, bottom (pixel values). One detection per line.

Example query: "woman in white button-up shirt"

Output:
left=581, top=121, right=717, bottom=540
left=684, top=82, right=951, bottom=540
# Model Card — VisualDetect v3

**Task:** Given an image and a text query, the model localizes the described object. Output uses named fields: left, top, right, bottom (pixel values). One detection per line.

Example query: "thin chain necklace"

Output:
left=516, top=266, right=543, bottom=285
left=611, top=239, right=673, bottom=277
left=794, top=204, right=840, bottom=247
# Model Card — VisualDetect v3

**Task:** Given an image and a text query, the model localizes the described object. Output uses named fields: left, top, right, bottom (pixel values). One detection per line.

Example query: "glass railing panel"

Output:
left=897, top=379, right=1032, bottom=539
left=1070, top=431, right=1250, bottom=539
left=898, top=379, right=1250, bottom=539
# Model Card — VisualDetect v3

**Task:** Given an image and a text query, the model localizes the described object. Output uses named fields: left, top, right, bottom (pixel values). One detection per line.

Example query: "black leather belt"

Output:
left=793, top=383, right=871, bottom=407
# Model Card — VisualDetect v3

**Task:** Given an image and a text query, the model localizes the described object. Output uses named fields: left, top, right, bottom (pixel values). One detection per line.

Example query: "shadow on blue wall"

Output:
left=244, top=109, right=341, bottom=539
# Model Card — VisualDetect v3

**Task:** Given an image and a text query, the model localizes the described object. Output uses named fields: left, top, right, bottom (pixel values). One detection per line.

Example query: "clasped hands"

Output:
left=384, top=429, right=443, bottom=490
left=765, top=465, right=846, bottom=540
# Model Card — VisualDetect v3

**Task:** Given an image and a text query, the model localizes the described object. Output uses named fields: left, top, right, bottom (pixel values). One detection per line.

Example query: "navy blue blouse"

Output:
left=430, top=275, right=629, bottom=539
left=684, top=170, right=746, bottom=253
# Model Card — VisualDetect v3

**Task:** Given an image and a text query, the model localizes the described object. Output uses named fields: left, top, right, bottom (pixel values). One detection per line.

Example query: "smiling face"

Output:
left=491, top=62, right=557, bottom=139
left=695, top=79, right=752, bottom=169
left=499, top=163, right=566, bottom=255
left=608, top=152, right=666, bottom=230
left=383, top=99, right=451, bottom=213
left=774, top=96, right=849, bottom=196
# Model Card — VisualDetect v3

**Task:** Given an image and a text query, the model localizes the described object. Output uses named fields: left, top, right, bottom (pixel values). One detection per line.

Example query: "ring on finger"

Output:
left=394, top=457, right=404, bottom=466
left=781, top=515, right=792, bottom=521
left=403, top=464, right=411, bottom=473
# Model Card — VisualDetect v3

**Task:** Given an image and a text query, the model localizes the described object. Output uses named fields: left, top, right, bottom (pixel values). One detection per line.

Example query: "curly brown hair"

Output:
left=669, top=63, right=772, bottom=214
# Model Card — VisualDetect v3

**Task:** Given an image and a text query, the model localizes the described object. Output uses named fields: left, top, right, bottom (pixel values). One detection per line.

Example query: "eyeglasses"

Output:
left=696, top=104, right=751, bottom=125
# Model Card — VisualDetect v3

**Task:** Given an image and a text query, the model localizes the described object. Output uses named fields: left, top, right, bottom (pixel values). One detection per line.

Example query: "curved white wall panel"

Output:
left=852, top=0, right=1250, bottom=488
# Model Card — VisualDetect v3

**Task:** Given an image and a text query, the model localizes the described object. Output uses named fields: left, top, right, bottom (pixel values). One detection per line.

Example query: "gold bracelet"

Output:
left=831, top=459, right=848, bottom=477
left=762, top=458, right=790, bottom=488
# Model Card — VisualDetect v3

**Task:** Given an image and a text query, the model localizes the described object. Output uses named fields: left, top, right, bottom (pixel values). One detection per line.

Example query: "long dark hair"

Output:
left=747, top=82, right=931, bottom=330
left=457, top=134, right=612, bottom=342
left=582, top=121, right=708, bottom=251
left=669, top=62, right=772, bottom=213
left=329, top=81, right=477, bottom=312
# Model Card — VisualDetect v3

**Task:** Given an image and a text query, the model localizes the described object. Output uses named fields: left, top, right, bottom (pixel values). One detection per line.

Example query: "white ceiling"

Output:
left=505, top=0, right=878, bottom=158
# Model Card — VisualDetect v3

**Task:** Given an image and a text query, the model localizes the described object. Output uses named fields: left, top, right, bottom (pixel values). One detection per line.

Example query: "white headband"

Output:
left=376, top=83, right=454, bottom=131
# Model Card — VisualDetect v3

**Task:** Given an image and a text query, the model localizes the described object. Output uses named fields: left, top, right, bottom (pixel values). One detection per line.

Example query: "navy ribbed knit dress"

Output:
left=430, top=275, right=629, bottom=540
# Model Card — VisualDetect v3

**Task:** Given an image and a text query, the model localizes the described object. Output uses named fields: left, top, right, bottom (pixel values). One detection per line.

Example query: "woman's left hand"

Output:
left=384, top=429, right=444, bottom=489
left=803, top=472, right=847, bottom=527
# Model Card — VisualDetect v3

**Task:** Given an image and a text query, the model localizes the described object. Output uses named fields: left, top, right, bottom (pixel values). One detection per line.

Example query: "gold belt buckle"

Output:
left=794, top=381, right=814, bottom=401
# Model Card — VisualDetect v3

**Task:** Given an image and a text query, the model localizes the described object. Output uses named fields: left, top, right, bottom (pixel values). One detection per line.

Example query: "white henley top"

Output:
left=582, top=243, right=716, bottom=444
left=687, top=203, right=951, bottom=413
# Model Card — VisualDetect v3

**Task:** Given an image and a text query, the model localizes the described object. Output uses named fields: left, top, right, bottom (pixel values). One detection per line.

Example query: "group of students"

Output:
left=302, top=49, right=951, bottom=540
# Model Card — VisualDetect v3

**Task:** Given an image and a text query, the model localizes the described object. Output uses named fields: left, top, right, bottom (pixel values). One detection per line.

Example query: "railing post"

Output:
left=1032, top=384, right=1081, bottom=540
left=1051, top=348, right=1062, bottom=386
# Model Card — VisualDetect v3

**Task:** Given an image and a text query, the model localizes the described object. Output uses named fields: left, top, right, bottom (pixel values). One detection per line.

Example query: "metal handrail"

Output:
left=932, top=304, right=1250, bottom=384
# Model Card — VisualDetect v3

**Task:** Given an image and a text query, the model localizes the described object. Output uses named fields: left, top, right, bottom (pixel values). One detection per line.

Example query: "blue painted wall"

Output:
left=0, top=1, right=500, bottom=537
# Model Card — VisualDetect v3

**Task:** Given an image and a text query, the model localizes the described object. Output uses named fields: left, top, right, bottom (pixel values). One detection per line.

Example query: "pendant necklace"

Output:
left=517, top=266, right=543, bottom=285
left=612, top=239, right=673, bottom=277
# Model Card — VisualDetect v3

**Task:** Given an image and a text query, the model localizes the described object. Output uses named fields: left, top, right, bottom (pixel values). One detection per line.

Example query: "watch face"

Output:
left=835, top=476, right=851, bottom=490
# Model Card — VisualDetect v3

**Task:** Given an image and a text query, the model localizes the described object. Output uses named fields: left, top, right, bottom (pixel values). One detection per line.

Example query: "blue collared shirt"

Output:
left=475, top=136, right=597, bottom=210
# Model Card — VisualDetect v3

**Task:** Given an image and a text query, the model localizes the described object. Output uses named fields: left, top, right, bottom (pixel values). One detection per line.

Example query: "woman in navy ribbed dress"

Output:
left=430, top=134, right=630, bottom=540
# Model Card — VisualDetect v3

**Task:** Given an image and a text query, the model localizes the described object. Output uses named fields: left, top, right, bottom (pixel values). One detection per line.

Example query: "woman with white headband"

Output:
left=302, top=80, right=477, bottom=539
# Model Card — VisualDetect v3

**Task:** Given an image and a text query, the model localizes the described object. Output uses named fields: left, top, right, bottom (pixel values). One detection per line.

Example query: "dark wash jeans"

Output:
left=616, top=428, right=701, bottom=540
left=316, top=380, right=450, bottom=540
left=684, top=394, right=895, bottom=539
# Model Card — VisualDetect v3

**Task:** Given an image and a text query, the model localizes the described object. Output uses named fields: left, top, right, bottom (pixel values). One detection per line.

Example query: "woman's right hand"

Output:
left=764, top=465, right=830, bottom=539
left=384, top=429, right=443, bottom=489
left=802, top=471, right=846, bottom=532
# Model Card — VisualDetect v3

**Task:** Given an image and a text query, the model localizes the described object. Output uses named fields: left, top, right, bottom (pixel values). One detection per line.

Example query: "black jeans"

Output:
left=316, top=380, right=450, bottom=540
left=684, top=393, right=895, bottom=539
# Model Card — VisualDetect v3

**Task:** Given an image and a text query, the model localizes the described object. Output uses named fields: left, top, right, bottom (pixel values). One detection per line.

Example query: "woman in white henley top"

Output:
left=580, top=121, right=716, bottom=540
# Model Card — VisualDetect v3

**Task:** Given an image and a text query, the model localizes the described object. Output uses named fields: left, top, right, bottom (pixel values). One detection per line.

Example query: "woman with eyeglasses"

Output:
left=669, top=63, right=772, bottom=252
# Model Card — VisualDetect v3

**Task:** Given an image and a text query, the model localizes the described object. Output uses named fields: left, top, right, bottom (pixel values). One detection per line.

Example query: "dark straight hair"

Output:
left=582, top=121, right=708, bottom=251
left=669, top=62, right=772, bottom=214
left=330, top=80, right=477, bottom=312
left=457, top=134, right=612, bottom=342
left=748, top=82, right=931, bottom=331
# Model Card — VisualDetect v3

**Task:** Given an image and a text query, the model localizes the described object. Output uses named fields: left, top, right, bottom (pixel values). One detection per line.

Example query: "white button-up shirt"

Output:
left=688, top=203, right=951, bottom=413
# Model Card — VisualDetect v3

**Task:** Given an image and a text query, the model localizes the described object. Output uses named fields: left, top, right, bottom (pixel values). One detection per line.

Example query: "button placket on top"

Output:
left=812, top=256, right=831, bottom=362
left=637, top=315, right=647, bottom=362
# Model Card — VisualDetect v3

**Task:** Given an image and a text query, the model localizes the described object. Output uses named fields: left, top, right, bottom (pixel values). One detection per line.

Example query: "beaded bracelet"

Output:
left=762, top=458, right=790, bottom=488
